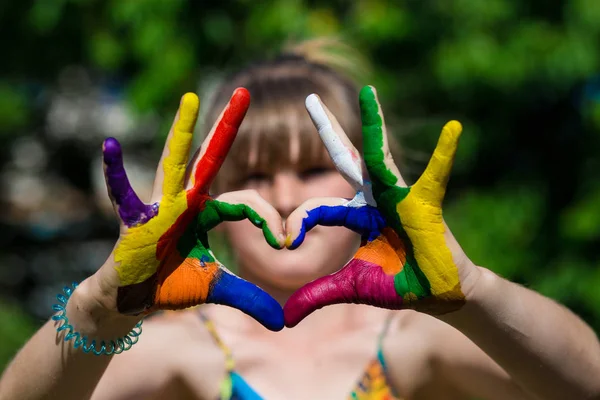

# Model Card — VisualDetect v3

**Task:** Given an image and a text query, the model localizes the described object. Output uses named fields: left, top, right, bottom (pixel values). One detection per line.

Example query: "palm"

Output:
left=103, top=89, right=283, bottom=331
left=284, top=88, right=467, bottom=327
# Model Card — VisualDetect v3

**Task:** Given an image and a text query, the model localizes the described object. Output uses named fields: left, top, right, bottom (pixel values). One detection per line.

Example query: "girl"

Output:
left=1, top=42, right=599, bottom=400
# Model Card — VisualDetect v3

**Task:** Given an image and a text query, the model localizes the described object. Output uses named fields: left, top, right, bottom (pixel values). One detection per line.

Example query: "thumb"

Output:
left=207, top=269, right=284, bottom=331
left=286, top=198, right=385, bottom=250
left=284, top=258, right=399, bottom=327
left=284, top=265, right=358, bottom=328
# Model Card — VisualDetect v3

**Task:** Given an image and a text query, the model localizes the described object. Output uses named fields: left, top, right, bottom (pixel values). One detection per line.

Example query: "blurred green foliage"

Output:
left=0, top=302, right=37, bottom=368
left=2, top=0, right=600, bottom=368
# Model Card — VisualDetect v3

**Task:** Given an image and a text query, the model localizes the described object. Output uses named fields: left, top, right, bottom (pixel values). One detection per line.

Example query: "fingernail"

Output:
left=284, top=233, right=293, bottom=248
left=278, top=233, right=286, bottom=248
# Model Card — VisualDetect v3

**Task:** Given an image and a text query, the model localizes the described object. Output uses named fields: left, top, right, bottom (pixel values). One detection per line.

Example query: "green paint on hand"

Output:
left=198, top=200, right=280, bottom=249
left=359, top=86, right=398, bottom=196
left=394, top=254, right=431, bottom=299
left=176, top=219, right=215, bottom=262
left=357, top=87, right=436, bottom=301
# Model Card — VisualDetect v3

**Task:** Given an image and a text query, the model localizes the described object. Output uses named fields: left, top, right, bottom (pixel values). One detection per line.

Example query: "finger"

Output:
left=102, top=137, right=157, bottom=227
left=413, top=120, right=462, bottom=205
left=283, top=257, right=399, bottom=327
left=151, top=93, right=200, bottom=201
left=285, top=197, right=385, bottom=250
left=305, top=94, right=365, bottom=191
left=187, top=88, right=250, bottom=193
left=203, top=190, right=284, bottom=249
left=208, top=268, right=284, bottom=331
left=359, top=86, right=405, bottom=190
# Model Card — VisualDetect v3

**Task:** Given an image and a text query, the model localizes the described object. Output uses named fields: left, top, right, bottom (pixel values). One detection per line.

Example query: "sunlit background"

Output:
left=2, top=0, right=600, bottom=368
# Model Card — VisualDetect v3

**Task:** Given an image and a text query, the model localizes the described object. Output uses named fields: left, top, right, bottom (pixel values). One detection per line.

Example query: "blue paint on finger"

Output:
left=207, top=270, right=284, bottom=331
left=290, top=205, right=385, bottom=250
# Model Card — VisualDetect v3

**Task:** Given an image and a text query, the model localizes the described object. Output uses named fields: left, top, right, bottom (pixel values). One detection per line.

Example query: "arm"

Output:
left=284, top=89, right=600, bottom=400
left=0, top=276, right=139, bottom=400
left=440, top=266, right=600, bottom=399
left=385, top=310, right=533, bottom=400
left=90, top=312, right=225, bottom=400
left=0, top=90, right=285, bottom=400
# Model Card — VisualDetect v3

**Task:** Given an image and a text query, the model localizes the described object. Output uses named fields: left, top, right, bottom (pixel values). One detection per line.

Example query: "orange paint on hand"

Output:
left=354, top=228, right=406, bottom=275
left=154, top=254, right=219, bottom=310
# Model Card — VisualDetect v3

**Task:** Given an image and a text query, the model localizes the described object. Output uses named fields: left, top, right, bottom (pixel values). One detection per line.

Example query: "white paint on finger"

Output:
left=305, top=94, right=364, bottom=190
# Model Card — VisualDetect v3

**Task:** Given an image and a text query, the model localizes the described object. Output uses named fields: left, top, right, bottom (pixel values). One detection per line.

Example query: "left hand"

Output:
left=284, top=87, right=480, bottom=327
left=98, top=90, right=285, bottom=331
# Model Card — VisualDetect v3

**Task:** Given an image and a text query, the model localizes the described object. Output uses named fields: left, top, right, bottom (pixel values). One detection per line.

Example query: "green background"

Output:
left=2, top=0, right=600, bottom=369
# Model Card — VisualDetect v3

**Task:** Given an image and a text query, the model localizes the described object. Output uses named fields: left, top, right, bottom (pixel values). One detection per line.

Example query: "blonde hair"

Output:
left=283, top=38, right=371, bottom=84
left=203, top=38, right=371, bottom=194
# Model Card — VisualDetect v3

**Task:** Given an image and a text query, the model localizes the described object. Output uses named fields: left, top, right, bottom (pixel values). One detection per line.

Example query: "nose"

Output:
left=271, top=172, right=302, bottom=219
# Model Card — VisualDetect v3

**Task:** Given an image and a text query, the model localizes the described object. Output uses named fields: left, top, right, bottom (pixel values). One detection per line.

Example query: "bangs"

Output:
left=229, top=98, right=330, bottom=184
left=206, top=62, right=362, bottom=193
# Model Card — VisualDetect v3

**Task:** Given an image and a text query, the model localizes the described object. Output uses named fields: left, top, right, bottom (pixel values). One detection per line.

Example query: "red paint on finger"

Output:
left=193, top=88, right=251, bottom=192
left=156, top=193, right=212, bottom=261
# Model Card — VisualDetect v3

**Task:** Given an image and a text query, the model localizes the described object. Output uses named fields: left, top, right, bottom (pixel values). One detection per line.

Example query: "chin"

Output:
left=232, top=226, right=360, bottom=291
left=264, top=264, right=335, bottom=291
left=252, top=249, right=352, bottom=292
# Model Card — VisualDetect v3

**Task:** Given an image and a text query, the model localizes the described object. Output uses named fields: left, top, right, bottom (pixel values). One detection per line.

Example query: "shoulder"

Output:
left=92, top=309, right=226, bottom=400
left=385, top=309, right=474, bottom=350
left=382, top=311, right=530, bottom=399
left=382, top=311, right=442, bottom=366
left=383, top=310, right=497, bottom=368
left=381, top=311, right=469, bottom=395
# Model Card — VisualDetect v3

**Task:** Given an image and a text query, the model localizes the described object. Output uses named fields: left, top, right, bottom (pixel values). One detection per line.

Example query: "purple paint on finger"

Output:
left=103, top=138, right=158, bottom=227
left=283, top=258, right=401, bottom=327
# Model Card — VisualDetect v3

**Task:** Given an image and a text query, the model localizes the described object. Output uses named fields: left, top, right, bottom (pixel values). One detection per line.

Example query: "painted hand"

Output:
left=100, top=89, right=284, bottom=331
left=284, top=87, right=475, bottom=327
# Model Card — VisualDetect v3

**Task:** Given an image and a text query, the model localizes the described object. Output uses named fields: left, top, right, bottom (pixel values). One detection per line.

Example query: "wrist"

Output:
left=437, top=266, right=500, bottom=329
left=463, top=265, right=498, bottom=304
left=61, top=276, right=140, bottom=339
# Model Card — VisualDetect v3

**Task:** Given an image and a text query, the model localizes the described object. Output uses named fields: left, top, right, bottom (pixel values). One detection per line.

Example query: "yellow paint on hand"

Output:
left=396, top=121, right=464, bottom=301
left=163, top=93, right=200, bottom=198
left=114, top=94, right=200, bottom=286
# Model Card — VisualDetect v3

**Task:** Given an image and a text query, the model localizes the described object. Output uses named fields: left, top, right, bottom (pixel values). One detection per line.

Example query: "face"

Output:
left=222, top=137, right=360, bottom=291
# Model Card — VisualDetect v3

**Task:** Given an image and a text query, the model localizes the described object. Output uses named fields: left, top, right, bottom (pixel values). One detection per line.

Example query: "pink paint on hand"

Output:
left=284, top=259, right=402, bottom=327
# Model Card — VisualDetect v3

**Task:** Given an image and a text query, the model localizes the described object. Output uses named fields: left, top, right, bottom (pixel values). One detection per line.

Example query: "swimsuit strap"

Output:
left=376, top=312, right=396, bottom=369
left=348, top=312, right=403, bottom=400
left=198, top=311, right=238, bottom=400
left=199, top=311, right=236, bottom=371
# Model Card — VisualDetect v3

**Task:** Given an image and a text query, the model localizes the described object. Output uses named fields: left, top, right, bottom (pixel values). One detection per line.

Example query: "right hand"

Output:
left=284, top=89, right=473, bottom=327
left=90, top=89, right=285, bottom=331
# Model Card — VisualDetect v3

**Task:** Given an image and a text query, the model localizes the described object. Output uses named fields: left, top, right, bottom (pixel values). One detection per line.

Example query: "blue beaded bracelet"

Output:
left=52, top=282, right=143, bottom=356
